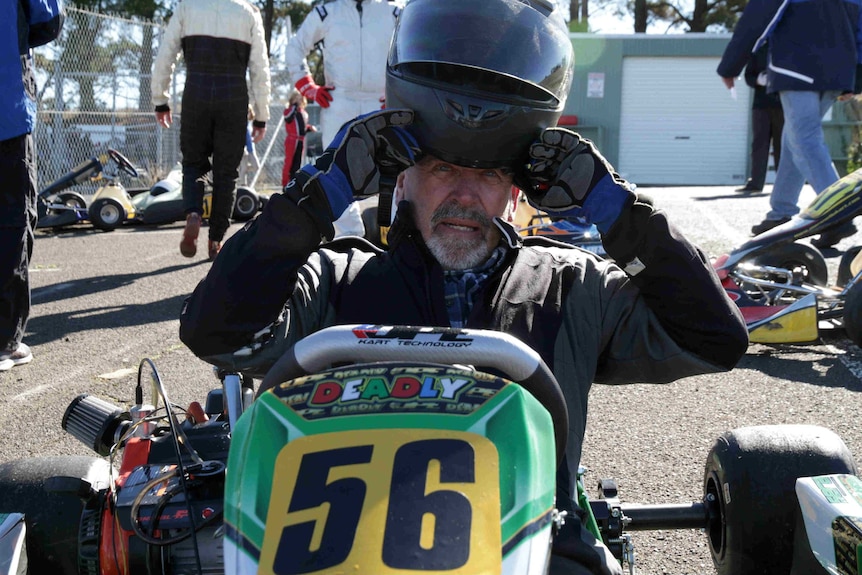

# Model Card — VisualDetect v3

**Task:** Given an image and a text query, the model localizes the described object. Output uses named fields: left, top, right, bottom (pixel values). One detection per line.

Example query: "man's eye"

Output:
left=486, top=170, right=512, bottom=183
left=432, top=164, right=454, bottom=174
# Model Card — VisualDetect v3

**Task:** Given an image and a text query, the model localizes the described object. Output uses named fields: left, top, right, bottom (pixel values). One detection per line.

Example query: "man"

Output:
left=736, top=43, right=784, bottom=194
left=284, top=0, right=403, bottom=237
left=181, top=0, right=748, bottom=572
left=152, top=0, right=271, bottom=260
left=718, top=0, right=862, bottom=245
left=1, top=0, right=64, bottom=371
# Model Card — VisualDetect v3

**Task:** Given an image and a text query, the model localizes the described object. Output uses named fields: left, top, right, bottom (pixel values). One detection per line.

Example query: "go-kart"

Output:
left=713, top=167, right=862, bottom=346
left=37, top=153, right=263, bottom=233
left=512, top=196, right=606, bottom=256
left=519, top=211, right=606, bottom=256
left=132, top=167, right=264, bottom=225
left=0, top=325, right=857, bottom=575
left=36, top=148, right=141, bottom=231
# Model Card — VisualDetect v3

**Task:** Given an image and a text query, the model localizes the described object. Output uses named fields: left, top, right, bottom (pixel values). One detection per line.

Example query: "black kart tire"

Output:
left=704, top=425, right=857, bottom=575
left=837, top=245, right=862, bottom=287
left=750, top=242, right=829, bottom=287
left=232, top=187, right=259, bottom=221
left=842, top=279, right=862, bottom=348
left=88, top=197, right=125, bottom=231
left=0, top=456, right=111, bottom=575
left=49, top=191, right=87, bottom=216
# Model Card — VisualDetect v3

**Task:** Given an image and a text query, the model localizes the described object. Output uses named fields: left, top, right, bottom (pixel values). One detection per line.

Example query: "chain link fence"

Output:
left=34, top=5, right=309, bottom=195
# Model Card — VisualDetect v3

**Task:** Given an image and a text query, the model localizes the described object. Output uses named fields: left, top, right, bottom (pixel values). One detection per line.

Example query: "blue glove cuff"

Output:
left=581, top=174, right=630, bottom=234
left=299, top=163, right=353, bottom=221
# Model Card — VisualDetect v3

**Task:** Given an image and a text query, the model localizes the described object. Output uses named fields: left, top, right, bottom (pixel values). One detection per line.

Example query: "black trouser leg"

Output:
left=180, top=100, right=213, bottom=216
left=749, top=107, right=771, bottom=189
left=209, top=104, right=246, bottom=242
left=180, top=73, right=248, bottom=242
left=0, top=134, right=36, bottom=350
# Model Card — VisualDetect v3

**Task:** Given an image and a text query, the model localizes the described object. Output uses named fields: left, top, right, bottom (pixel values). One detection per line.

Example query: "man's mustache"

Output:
left=430, top=203, right=493, bottom=228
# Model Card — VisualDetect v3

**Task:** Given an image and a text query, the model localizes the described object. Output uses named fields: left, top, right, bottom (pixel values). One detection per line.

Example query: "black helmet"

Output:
left=385, top=0, right=573, bottom=170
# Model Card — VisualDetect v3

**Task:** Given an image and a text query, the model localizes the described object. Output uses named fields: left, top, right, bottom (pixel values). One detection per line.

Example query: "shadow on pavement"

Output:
left=739, top=342, right=862, bottom=393
left=27, top=260, right=209, bottom=346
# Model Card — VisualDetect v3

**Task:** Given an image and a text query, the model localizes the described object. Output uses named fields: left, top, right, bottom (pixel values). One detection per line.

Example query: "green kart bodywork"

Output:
left=223, top=362, right=562, bottom=575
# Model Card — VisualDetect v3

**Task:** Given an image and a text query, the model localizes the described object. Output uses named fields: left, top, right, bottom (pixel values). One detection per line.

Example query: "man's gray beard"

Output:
left=426, top=203, right=496, bottom=271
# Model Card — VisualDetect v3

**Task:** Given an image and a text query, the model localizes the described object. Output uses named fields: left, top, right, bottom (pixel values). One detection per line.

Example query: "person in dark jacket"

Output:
left=180, top=0, right=749, bottom=572
left=0, top=0, right=64, bottom=371
left=736, top=43, right=784, bottom=193
left=718, top=0, right=862, bottom=244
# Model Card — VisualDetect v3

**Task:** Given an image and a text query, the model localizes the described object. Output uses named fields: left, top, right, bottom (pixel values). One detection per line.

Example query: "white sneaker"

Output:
left=0, top=343, right=32, bottom=371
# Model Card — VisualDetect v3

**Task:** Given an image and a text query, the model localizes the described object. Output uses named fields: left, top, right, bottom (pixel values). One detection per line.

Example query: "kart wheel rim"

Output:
left=100, top=204, right=121, bottom=225
left=235, top=195, right=255, bottom=217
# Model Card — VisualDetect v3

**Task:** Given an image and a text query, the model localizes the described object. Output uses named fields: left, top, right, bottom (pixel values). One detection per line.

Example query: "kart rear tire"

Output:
left=837, top=245, right=862, bottom=287
left=89, top=197, right=125, bottom=231
left=842, top=279, right=862, bottom=348
left=232, top=187, right=259, bottom=221
left=750, top=243, right=829, bottom=287
left=0, top=455, right=111, bottom=575
left=49, top=191, right=87, bottom=216
left=703, top=425, right=857, bottom=575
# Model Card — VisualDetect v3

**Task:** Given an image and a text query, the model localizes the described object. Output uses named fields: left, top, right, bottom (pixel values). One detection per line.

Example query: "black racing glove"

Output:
left=517, top=128, right=635, bottom=234
left=285, top=109, right=421, bottom=239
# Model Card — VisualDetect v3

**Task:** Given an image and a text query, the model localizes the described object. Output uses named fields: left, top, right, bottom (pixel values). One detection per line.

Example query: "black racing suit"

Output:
left=151, top=0, right=271, bottom=242
left=180, top=193, right=748, bottom=573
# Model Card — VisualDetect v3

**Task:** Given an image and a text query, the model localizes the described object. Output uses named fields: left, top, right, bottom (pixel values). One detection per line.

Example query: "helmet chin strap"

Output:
left=377, top=172, right=396, bottom=228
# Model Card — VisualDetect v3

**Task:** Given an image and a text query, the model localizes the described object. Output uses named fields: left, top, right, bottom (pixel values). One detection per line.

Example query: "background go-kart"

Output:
left=2, top=185, right=858, bottom=575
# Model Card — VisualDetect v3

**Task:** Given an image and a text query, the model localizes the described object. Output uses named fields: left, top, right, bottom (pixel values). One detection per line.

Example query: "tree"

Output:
left=260, top=0, right=313, bottom=56
left=624, top=0, right=747, bottom=33
left=564, top=0, right=634, bottom=33
left=569, top=0, right=590, bottom=32
left=634, top=0, right=647, bottom=31
left=115, top=0, right=169, bottom=111
left=57, top=2, right=113, bottom=111
left=59, top=0, right=171, bottom=111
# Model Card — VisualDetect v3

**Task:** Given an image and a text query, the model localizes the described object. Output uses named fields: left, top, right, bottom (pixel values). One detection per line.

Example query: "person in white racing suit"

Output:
left=284, top=0, right=403, bottom=237
left=152, top=0, right=271, bottom=260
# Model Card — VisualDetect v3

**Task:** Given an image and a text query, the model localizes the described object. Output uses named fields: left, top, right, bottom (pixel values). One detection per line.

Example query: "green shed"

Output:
left=564, top=33, right=861, bottom=185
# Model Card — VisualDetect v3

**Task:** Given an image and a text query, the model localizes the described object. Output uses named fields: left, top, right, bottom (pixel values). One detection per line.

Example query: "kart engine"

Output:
left=63, top=388, right=234, bottom=575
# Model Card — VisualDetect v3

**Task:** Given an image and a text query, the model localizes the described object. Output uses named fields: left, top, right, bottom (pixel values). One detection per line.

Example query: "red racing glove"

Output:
left=295, top=75, right=334, bottom=109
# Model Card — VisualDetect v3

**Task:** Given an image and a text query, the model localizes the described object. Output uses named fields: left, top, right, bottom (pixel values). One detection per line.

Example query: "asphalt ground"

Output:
left=2, top=184, right=860, bottom=574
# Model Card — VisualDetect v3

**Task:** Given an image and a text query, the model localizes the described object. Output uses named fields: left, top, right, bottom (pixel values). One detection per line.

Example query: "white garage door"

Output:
left=618, top=56, right=751, bottom=186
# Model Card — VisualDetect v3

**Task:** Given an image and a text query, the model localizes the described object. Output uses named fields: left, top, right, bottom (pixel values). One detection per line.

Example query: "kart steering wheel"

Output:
left=107, top=148, right=139, bottom=178
left=259, top=325, right=569, bottom=463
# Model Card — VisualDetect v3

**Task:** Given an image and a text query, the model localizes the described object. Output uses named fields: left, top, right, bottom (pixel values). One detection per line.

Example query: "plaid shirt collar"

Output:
left=443, top=246, right=507, bottom=328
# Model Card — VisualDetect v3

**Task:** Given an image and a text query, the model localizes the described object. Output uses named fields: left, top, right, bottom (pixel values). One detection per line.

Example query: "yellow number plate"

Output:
left=259, top=429, right=501, bottom=575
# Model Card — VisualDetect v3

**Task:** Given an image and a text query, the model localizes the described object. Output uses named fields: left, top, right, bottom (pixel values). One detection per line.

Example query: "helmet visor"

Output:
left=389, top=0, right=573, bottom=106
